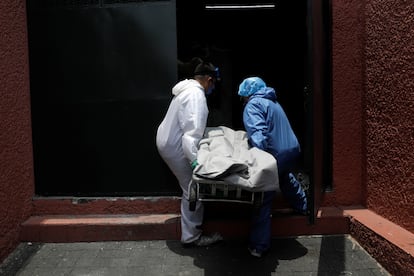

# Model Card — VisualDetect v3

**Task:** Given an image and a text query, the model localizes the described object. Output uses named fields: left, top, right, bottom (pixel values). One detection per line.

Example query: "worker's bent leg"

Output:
left=279, top=172, right=307, bottom=213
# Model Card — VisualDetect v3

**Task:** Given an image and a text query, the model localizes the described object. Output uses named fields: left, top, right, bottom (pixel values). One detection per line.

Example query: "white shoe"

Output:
left=182, top=232, right=223, bottom=248
left=248, top=247, right=262, bottom=258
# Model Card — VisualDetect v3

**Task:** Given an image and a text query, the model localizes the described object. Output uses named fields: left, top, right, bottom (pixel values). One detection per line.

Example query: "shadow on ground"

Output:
left=166, top=238, right=308, bottom=276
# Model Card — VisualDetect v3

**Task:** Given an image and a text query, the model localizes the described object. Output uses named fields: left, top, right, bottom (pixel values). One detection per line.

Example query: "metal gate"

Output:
left=27, top=0, right=180, bottom=196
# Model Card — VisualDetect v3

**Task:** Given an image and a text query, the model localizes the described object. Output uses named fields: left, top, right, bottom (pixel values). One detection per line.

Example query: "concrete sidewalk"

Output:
left=1, top=235, right=390, bottom=276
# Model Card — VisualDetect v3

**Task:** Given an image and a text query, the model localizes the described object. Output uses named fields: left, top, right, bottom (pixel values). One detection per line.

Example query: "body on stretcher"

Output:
left=188, top=175, right=264, bottom=211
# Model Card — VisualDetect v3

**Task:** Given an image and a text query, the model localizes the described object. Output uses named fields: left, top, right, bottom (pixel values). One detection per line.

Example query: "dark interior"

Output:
left=177, top=0, right=309, bottom=215
left=27, top=0, right=308, bottom=196
left=177, top=1, right=307, bottom=138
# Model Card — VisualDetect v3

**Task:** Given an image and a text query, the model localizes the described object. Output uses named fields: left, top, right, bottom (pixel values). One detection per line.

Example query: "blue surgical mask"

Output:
left=206, top=80, right=215, bottom=95
left=206, top=86, right=214, bottom=95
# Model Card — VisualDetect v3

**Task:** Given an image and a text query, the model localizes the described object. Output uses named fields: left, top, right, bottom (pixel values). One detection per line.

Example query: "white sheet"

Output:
left=193, top=126, right=279, bottom=192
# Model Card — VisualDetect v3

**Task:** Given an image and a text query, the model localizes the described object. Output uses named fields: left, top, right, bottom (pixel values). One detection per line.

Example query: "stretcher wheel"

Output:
left=189, top=182, right=197, bottom=211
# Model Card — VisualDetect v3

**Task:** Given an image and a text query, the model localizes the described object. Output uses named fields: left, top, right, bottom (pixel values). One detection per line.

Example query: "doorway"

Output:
left=176, top=1, right=330, bottom=220
left=177, top=1, right=307, bottom=147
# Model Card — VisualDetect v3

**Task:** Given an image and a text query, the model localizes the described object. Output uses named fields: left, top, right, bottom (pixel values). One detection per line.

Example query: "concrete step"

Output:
left=20, top=207, right=349, bottom=242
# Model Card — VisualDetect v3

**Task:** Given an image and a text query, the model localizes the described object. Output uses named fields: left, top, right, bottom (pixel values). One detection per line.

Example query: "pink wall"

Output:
left=329, top=0, right=414, bottom=233
left=364, top=1, right=414, bottom=232
left=0, top=0, right=34, bottom=262
left=325, top=0, right=366, bottom=206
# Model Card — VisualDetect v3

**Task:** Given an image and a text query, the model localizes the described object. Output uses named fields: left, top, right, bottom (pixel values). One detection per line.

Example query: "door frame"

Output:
left=305, top=0, right=332, bottom=223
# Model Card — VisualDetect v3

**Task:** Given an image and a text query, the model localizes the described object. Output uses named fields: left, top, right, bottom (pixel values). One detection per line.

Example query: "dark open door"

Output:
left=305, top=0, right=332, bottom=223
left=177, top=1, right=327, bottom=219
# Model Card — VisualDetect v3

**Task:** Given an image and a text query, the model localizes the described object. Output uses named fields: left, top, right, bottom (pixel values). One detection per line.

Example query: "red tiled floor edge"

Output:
left=31, top=197, right=182, bottom=215
left=20, top=207, right=349, bottom=242
left=341, top=206, right=414, bottom=276
left=342, top=206, right=414, bottom=256
left=20, top=214, right=182, bottom=242
left=204, top=206, right=349, bottom=237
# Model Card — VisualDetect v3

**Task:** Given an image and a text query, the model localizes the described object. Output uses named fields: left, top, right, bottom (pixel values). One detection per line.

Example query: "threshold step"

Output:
left=20, top=214, right=181, bottom=242
left=20, top=208, right=349, bottom=243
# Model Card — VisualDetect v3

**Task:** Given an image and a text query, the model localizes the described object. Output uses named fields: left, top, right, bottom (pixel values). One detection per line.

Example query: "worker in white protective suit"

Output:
left=156, top=61, right=223, bottom=247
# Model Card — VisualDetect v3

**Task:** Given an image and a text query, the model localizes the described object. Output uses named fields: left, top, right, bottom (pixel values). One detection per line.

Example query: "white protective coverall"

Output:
left=156, top=79, right=208, bottom=243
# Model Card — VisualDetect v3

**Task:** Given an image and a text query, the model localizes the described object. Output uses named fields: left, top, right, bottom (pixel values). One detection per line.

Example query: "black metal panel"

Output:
left=27, top=1, right=180, bottom=196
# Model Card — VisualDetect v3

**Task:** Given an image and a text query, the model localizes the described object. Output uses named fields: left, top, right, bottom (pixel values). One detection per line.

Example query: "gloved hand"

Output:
left=191, top=159, right=199, bottom=170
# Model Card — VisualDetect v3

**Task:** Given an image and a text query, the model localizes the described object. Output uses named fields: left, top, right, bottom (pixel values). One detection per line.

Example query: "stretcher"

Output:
left=188, top=175, right=264, bottom=211
left=188, top=171, right=310, bottom=212
left=188, top=126, right=280, bottom=211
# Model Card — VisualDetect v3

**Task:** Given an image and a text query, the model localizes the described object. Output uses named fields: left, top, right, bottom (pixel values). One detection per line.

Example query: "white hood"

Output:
left=156, top=77, right=209, bottom=165
left=172, top=79, right=203, bottom=96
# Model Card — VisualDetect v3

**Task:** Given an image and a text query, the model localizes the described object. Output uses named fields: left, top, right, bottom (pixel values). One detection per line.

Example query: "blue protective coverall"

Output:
left=241, top=78, right=307, bottom=254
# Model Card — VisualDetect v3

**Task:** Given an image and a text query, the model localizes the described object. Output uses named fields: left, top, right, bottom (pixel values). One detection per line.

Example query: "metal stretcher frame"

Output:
left=188, top=175, right=264, bottom=211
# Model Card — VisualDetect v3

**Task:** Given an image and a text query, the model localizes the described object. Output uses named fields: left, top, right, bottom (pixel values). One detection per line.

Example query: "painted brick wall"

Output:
left=364, top=0, right=414, bottom=232
left=330, top=0, right=413, bottom=233
left=328, top=0, right=366, bottom=206
left=0, top=0, right=34, bottom=262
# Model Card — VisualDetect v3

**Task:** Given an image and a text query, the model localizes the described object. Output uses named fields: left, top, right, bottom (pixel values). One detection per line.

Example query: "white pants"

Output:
left=181, top=195, right=204, bottom=243
left=158, top=152, right=204, bottom=243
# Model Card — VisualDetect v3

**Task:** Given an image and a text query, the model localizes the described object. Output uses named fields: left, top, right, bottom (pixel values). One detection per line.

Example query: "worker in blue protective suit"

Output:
left=238, top=76, right=308, bottom=258
left=156, top=61, right=223, bottom=247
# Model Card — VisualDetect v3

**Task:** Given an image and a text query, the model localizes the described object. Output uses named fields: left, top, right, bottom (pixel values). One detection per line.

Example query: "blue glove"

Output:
left=191, top=159, right=199, bottom=170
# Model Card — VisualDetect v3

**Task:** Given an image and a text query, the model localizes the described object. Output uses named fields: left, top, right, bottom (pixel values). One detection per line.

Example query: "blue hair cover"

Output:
left=238, top=77, right=266, bottom=97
